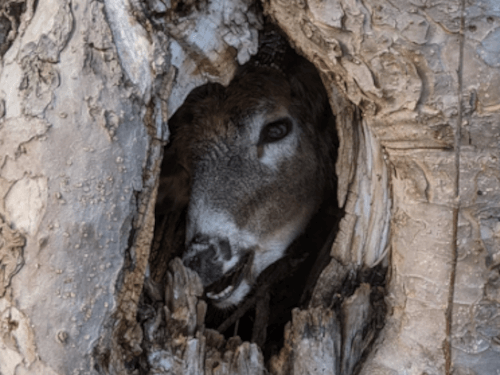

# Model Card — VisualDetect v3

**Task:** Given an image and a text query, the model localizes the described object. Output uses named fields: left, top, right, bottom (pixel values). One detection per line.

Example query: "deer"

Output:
left=157, top=29, right=338, bottom=313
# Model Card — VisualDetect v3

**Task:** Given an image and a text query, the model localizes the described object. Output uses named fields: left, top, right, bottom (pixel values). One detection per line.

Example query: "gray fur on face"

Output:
left=160, top=56, right=337, bottom=308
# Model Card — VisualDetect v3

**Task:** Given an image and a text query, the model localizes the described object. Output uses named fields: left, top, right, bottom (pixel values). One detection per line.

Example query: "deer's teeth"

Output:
left=206, top=285, right=234, bottom=300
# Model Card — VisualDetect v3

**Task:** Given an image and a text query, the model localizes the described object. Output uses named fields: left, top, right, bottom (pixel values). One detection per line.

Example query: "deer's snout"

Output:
left=183, top=234, right=232, bottom=286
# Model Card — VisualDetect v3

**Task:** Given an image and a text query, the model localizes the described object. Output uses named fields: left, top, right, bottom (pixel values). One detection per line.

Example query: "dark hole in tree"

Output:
left=146, top=23, right=346, bottom=361
left=143, top=18, right=388, bottom=372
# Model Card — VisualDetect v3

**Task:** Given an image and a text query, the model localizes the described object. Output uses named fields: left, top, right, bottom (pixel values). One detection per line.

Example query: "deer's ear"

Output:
left=288, top=56, right=329, bottom=127
left=157, top=82, right=226, bottom=214
left=168, top=82, right=226, bottom=135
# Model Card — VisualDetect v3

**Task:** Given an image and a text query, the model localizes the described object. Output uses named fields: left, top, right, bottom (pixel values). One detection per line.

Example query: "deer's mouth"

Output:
left=205, top=252, right=252, bottom=302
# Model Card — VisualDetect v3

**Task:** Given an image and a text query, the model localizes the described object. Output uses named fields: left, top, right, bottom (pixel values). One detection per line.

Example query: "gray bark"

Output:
left=0, top=0, right=499, bottom=374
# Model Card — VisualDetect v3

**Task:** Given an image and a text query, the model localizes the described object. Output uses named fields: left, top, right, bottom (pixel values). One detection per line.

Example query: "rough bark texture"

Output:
left=266, top=0, right=500, bottom=373
left=0, top=0, right=499, bottom=374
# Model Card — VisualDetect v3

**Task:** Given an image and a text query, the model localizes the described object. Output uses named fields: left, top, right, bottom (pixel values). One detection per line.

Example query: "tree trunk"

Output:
left=0, top=0, right=498, bottom=374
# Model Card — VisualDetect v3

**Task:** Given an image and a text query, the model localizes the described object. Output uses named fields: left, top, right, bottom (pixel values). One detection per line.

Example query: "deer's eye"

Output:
left=259, top=118, right=292, bottom=144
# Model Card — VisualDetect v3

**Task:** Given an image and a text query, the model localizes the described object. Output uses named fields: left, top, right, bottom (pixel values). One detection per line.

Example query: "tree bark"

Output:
left=0, top=0, right=499, bottom=374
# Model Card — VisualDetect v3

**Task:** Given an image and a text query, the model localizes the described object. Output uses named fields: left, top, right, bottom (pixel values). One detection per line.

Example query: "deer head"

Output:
left=160, top=53, right=336, bottom=308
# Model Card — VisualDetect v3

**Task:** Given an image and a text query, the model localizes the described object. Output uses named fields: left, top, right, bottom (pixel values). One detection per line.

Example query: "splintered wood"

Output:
left=143, top=258, right=377, bottom=375
left=146, top=258, right=265, bottom=375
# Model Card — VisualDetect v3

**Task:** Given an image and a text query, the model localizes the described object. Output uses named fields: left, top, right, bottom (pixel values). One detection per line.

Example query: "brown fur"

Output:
left=161, top=57, right=336, bottom=213
left=157, top=53, right=337, bottom=306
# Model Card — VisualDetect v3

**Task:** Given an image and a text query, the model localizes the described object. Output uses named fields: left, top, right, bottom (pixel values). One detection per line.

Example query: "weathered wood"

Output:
left=146, top=258, right=266, bottom=375
left=1, top=0, right=499, bottom=373
left=265, top=0, right=500, bottom=373
left=269, top=307, right=341, bottom=375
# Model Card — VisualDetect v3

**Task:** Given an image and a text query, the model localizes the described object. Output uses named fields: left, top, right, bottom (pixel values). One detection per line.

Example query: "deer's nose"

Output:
left=188, top=234, right=232, bottom=260
left=183, top=234, right=232, bottom=285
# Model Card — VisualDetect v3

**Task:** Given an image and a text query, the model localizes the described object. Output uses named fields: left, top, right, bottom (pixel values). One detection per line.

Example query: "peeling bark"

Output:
left=0, top=0, right=499, bottom=374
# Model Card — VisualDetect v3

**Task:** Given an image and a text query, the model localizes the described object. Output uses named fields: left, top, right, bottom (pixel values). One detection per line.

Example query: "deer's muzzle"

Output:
left=183, top=232, right=254, bottom=306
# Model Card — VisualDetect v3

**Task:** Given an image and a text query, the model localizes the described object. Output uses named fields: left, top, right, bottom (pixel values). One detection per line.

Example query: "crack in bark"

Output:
left=445, top=0, right=466, bottom=372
